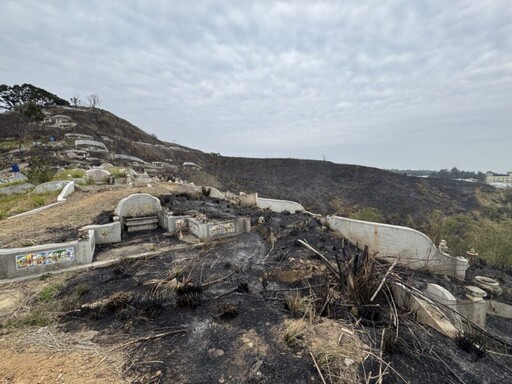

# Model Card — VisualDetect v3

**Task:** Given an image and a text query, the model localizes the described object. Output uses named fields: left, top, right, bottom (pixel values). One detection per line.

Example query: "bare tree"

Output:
left=87, top=93, right=101, bottom=109
left=70, top=92, right=82, bottom=106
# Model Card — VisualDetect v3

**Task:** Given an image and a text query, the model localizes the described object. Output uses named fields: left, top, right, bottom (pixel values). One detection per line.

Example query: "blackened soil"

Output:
left=58, top=218, right=332, bottom=383
left=54, top=198, right=512, bottom=384
left=364, top=318, right=512, bottom=384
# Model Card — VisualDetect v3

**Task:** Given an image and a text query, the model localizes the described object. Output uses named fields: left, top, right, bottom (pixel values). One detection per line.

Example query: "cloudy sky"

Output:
left=1, top=1, right=511, bottom=171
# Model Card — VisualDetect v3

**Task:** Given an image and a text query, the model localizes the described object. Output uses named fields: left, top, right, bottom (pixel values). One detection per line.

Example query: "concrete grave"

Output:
left=188, top=217, right=251, bottom=240
left=392, top=283, right=459, bottom=338
left=425, top=284, right=457, bottom=307
left=86, top=169, right=111, bottom=184
left=75, top=139, right=108, bottom=152
left=33, top=180, right=69, bottom=194
left=114, top=154, right=146, bottom=164
left=457, top=299, right=487, bottom=329
left=113, top=193, right=162, bottom=231
left=0, top=183, right=34, bottom=195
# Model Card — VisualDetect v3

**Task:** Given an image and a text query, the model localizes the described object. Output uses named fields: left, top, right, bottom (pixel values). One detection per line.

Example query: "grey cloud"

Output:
left=0, top=0, right=510, bottom=171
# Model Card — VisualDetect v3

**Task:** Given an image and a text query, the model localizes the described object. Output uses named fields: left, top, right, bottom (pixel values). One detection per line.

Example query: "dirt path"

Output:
left=0, top=329, right=125, bottom=384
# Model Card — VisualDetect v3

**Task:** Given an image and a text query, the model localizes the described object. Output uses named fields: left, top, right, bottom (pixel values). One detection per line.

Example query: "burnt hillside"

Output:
left=0, top=105, right=498, bottom=226
left=198, top=156, right=495, bottom=225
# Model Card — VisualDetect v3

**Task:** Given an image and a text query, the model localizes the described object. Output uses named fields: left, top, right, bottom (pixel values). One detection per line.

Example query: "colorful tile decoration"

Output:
left=15, top=247, right=75, bottom=270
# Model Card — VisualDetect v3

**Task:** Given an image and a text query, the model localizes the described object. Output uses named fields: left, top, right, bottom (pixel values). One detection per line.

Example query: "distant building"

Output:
left=485, top=171, right=512, bottom=187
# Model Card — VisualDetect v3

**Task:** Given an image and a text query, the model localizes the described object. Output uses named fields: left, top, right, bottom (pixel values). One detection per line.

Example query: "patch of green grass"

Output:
left=0, top=190, right=60, bottom=219
left=349, top=207, right=384, bottom=223
left=2, top=281, right=64, bottom=329
left=109, top=167, right=127, bottom=178
left=423, top=210, right=512, bottom=268
left=0, top=179, right=26, bottom=189
left=5, top=311, right=51, bottom=327
left=52, top=168, right=86, bottom=180
left=31, top=195, right=46, bottom=206
left=38, top=282, right=62, bottom=302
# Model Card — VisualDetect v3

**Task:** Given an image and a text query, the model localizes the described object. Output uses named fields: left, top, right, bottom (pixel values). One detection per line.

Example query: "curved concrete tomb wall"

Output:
left=33, top=180, right=69, bottom=194
left=256, top=197, right=305, bottom=213
left=326, top=216, right=469, bottom=280
left=75, top=139, right=108, bottom=152
left=114, top=193, right=162, bottom=227
left=0, top=183, right=34, bottom=195
left=58, top=181, right=75, bottom=201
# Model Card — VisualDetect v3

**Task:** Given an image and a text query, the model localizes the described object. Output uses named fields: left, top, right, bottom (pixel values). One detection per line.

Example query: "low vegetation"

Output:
left=422, top=196, right=512, bottom=267
left=0, top=190, right=60, bottom=219
left=52, top=168, right=86, bottom=180
left=3, top=280, right=63, bottom=328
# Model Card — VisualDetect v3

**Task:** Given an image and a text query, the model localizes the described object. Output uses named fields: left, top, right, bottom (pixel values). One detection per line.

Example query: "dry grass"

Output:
left=285, top=292, right=315, bottom=318
left=283, top=319, right=308, bottom=347
left=310, top=321, right=369, bottom=384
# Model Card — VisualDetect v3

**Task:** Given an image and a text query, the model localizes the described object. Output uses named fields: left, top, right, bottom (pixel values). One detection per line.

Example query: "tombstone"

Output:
left=425, top=284, right=457, bottom=306
left=113, top=193, right=162, bottom=232
left=85, top=169, right=111, bottom=184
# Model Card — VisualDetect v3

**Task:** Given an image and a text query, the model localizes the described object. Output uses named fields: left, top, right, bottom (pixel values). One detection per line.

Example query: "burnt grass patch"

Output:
left=51, top=200, right=512, bottom=383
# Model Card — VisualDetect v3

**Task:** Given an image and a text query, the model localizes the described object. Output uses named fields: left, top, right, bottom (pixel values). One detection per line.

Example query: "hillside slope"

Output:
left=190, top=156, right=494, bottom=225
left=0, top=105, right=499, bottom=227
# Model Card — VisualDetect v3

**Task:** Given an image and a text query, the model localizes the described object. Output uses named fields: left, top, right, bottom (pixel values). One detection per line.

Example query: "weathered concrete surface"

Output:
left=65, top=133, right=93, bottom=141
left=32, top=181, right=68, bottom=194
left=0, top=230, right=95, bottom=279
left=158, top=212, right=192, bottom=234
left=80, top=222, right=121, bottom=244
left=0, top=183, right=34, bottom=195
left=57, top=181, right=75, bottom=201
left=114, top=154, right=146, bottom=163
left=188, top=217, right=251, bottom=240
left=113, top=193, right=162, bottom=227
left=256, top=197, right=305, bottom=213
left=204, top=187, right=225, bottom=200
left=125, top=216, right=159, bottom=232
left=425, top=283, right=460, bottom=326
left=326, top=216, right=469, bottom=280
left=457, top=300, right=487, bottom=329
left=392, top=283, right=459, bottom=338
left=426, top=284, right=457, bottom=306
left=75, top=139, right=108, bottom=152
left=85, top=169, right=111, bottom=184
left=238, top=192, right=258, bottom=206
left=487, top=300, right=512, bottom=319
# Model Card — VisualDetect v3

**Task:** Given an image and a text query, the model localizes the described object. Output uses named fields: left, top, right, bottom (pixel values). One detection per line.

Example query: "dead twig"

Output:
left=370, top=259, right=398, bottom=302
left=201, top=270, right=237, bottom=288
left=298, top=239, right=340, bottom=278
left=310, top=351, right=328, bottom=384
left=109, top=329, right=187, bottom=351
left=431, top=350, right=467, bottom=384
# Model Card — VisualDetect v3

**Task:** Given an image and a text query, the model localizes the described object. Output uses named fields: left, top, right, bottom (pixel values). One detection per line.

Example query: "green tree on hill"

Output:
left=0, top=83, right=70, bottom=111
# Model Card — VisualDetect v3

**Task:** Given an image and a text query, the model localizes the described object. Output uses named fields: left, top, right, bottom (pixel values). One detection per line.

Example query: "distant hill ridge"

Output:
left=0, top=85, right=500, bottom=228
